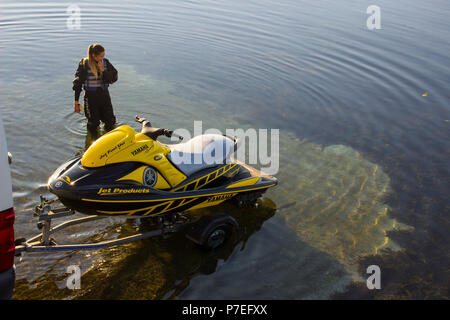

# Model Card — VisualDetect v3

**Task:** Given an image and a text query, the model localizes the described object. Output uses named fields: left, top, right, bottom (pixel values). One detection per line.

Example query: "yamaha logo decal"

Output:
left=143, top=167, right=157, bottom=187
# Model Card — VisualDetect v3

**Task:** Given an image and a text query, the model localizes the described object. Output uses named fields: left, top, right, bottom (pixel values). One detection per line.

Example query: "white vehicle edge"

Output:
left=0, top=109, right=15, bottom=300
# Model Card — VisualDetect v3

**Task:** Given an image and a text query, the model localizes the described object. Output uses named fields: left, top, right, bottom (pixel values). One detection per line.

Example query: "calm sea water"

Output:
left=0, top=0, right=449, bottom=299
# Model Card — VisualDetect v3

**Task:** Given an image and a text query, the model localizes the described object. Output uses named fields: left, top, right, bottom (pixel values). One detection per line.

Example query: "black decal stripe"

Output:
left=197, top=176, right=208, bottom=189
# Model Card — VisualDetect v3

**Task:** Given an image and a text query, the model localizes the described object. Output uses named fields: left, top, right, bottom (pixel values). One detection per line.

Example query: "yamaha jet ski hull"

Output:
left=48, top=116, right=277, bottom=216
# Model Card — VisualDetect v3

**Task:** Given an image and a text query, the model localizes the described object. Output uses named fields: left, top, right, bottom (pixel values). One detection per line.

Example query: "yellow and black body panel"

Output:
left=116, top=165, right=171, bottom=190
left=48, top=156, right=277, bottom=216
left=54, top=177, right=276, bottom=217
left=47, top=124, right=277, bottom=217
left=81, top=125, right=186, bottom=187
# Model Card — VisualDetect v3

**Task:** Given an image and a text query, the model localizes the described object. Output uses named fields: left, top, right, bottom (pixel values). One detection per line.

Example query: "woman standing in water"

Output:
left=73, top=43, right=118, bottom=138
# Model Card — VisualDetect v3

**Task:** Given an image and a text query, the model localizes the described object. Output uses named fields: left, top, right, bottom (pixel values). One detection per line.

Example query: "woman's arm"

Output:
left=102, top=59, right=118, bottom=84
left=72, top=59, right=86, bottom=102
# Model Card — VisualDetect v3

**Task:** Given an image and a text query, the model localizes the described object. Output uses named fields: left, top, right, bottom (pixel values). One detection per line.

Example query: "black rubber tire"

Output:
left=203, top=226, right=229, bottom=249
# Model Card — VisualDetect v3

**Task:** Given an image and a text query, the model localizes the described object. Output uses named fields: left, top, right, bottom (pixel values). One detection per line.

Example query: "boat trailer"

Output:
left=14, top=196, right=239, bottom=255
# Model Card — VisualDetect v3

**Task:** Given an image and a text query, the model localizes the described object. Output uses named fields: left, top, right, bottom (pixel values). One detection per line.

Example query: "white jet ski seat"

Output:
left=167, top=134, right=236, bottom=176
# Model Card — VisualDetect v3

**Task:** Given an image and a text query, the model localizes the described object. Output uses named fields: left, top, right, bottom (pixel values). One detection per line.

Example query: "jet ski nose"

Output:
left=48, top=158, right=76, bottom=184
left=262, top=175, right=278, bottom=185
left=49, top=177, right=70, bottom=192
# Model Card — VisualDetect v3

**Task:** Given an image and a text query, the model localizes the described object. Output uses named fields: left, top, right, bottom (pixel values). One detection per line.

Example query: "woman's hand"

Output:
left=74, top=101, right=81, bottom=113
left=97, top=60, right=104, bottom=72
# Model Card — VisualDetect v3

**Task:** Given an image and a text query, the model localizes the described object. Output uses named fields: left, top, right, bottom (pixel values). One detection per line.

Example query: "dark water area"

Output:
left=0, top=0, right=449, bottom=299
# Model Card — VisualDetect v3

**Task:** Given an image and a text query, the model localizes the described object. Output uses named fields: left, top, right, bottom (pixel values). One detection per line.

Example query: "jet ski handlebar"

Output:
left=135, top=115, right=151, bottom=126
left=169, top=131, right=184, bottom=141
left=135, top=115, right=183, bottom=141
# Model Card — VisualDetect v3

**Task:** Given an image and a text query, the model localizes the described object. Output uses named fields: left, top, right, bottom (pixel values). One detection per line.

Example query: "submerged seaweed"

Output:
left=272, top=136, right=414, bottom=278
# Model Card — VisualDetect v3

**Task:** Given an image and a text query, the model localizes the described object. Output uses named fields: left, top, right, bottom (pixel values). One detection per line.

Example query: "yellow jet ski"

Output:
left=48, top=116, right=277, bottom=216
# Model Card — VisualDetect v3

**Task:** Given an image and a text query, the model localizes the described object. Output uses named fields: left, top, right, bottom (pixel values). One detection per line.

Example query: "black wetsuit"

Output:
left=72, top=58, right=118, bottom=134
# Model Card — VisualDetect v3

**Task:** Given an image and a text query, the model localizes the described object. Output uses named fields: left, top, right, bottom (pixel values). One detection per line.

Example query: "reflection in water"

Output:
left=83, top=125, right=117, bottom=151
left=78, top=199, right=278, bottom=300
left=14, top=199, right=278, bottom=299
left=84, top=128, right=98, bottom=151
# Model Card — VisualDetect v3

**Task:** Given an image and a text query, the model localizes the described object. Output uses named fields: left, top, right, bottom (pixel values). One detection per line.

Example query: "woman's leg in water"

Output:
left=99, top=90, right=116, bottom=132
left=85, top=91, right=101, bottom=139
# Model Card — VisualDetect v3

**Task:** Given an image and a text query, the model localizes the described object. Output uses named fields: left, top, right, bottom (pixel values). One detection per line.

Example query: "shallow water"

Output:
left=1, top=0, right=449, bottom=299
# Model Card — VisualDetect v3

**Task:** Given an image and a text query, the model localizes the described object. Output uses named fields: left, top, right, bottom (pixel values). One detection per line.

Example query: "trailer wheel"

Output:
left=204, top=227, right=228, bottom=249
left=185, top=213, right=239, bottom=250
